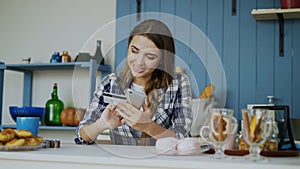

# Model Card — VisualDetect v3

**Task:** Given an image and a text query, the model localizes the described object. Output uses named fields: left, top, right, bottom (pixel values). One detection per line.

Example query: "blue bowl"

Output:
left=9, top=106, right=45, bottom=122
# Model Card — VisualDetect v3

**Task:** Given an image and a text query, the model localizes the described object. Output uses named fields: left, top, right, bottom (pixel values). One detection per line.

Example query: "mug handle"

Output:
left=231, top=117, right=238, bottom=134
left=200, top=125, right=211, bottom=143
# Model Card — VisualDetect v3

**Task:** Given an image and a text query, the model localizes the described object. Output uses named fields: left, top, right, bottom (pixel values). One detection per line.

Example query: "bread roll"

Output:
left=15, top=130, right=33, bottom=138
left=200, top=84, right=215, bottom=98
left=5, top=138, right=25, bottom=146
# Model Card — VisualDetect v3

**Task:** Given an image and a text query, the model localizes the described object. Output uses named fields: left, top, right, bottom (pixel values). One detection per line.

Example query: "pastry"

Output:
left=24, top=137, right=41, bottom=146
left=200, top=84, right=215, bottom=98
left=0, top=128, right=43, bottom=147
left=243, top=110, right=265, bottom=143
left=211, top=113, right=229, bottom=142
left=5, top=138, right=25, bottom=146
left=15, top=130, right=33, bottom=138
left=0, top=132, right=15, bottom=142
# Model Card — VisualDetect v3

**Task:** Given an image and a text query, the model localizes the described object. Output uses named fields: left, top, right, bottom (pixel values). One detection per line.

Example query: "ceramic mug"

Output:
left=16, top=117, right=40, bottom=136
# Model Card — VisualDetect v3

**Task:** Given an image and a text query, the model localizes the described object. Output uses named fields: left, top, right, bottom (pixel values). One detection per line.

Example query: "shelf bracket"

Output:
left=277, top=13, right=284, bottom=56
left=232, top=0, right=237, bottom=16
left=0, top=65, right=4, bottom=125
left=136, top=0, right=141, bottom=21
left=23, top=71, right=32, bottom=106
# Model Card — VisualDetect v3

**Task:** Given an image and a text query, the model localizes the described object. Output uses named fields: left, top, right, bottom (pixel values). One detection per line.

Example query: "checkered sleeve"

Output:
left=74, top=74, right=113, bottom=144
left=171, top=73, right=193, bottom=139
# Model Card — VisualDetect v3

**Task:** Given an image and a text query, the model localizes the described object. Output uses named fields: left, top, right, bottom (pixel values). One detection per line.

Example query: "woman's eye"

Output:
left=131, top=48, right=138, bottom=54
left=147, top=55, right=156, bottom=60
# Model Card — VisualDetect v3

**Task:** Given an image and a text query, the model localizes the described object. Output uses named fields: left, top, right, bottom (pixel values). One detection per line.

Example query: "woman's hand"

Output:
left=116, top=101, right=153, bottom=131
left=80, top=104, right=122, bottom=142
left=99, top=104, right=122, bottom=129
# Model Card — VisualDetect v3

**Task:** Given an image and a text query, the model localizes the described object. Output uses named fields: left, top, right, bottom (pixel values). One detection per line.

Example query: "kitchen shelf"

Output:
left=0, top=125, right=76, bottom=131
left=251, top=8, right=300, bottom=20
left=251, top=8, right=300, bottom=56
left=0, top=59, right=111, bottom=130
left=3, top=61, right=110, bottom=72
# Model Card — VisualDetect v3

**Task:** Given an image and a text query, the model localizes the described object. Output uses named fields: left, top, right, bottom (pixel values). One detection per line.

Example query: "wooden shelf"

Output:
left=251, top=8, right=300, bottom=20
left=251, top=8, right=300, bottom=56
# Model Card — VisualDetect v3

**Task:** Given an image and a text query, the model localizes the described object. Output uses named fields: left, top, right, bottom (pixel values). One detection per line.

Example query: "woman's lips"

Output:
left=133, top=66, right=145, bottom=73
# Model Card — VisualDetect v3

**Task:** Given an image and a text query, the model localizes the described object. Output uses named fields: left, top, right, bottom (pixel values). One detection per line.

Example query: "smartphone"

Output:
left=126, top=89, right=146, bottom=109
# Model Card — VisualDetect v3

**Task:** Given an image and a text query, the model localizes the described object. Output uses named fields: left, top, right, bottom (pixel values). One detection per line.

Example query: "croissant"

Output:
left=200, top=84, right=215, bottom=98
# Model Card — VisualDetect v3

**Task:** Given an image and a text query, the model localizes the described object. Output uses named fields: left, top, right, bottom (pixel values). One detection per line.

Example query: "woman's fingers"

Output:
left=108, top=104, right=116, bottom=111
left=116, top=107, right=131, bottom=119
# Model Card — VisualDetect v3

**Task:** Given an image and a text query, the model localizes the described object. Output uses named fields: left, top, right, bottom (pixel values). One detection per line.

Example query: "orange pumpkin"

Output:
left=60, top=107, right=85, bottom=126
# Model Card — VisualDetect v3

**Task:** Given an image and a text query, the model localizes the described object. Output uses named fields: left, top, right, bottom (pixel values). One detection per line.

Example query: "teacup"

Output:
left=16, top=117, right=40, bottom=136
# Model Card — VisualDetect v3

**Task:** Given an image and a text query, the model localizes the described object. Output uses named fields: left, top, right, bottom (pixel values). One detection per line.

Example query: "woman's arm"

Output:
left=149, top=73, right=192, bottom=139
left=74, top=73, right=122, bottom=144
left=116, top=101, right=176, bottom=139
left=170, top=73, right=193, bottom=139
left=140, top=121, right=176, bottom=139
left=80, top=105, right=121, bottom=142
left=79, top=117, right=108, bottom=142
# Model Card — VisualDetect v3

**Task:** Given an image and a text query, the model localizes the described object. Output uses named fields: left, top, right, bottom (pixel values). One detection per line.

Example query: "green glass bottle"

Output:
left=45, top=83, right=64, bottom=126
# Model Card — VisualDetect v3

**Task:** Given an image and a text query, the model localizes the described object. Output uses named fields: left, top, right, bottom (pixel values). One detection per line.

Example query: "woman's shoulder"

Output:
left=101, top=73, right=119, bottom=84
left=173, top=72, right=190, bottom=83
left=167, top=72, right=191, bottom=90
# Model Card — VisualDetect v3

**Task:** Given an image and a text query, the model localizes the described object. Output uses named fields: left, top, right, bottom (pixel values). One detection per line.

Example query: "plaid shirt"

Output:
left=74, top=72, right=192, bottom=145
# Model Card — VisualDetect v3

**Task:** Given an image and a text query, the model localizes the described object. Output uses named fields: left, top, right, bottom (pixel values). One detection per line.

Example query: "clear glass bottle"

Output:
left=45, top=83, right=64, bottom=126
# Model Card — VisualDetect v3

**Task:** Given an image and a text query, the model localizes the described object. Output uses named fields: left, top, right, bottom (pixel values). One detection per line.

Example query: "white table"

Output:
left=0, top=143, right=299, bottom=169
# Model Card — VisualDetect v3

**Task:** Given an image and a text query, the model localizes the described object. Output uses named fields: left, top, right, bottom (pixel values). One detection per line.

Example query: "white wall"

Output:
left=0, top=0, right=116, bottom=125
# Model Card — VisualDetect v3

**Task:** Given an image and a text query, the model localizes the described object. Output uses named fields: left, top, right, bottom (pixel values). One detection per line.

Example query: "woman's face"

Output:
left=127, top=35, right=162, bottom=85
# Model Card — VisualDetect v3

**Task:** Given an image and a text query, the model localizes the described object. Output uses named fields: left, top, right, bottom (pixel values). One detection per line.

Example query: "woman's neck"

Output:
left=133, top=77, right=150, bottom=86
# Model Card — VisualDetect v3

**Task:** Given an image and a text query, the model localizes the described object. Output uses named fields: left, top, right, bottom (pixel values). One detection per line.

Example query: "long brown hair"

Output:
left=120, top=19, right=175, bottom=109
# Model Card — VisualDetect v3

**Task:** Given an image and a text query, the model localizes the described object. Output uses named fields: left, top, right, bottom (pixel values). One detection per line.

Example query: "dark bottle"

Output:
left=50, top=52, right=61, bottom=63
left=94, top=40, right=104, bottom=65
left=45, top=83, right=64, bottom=126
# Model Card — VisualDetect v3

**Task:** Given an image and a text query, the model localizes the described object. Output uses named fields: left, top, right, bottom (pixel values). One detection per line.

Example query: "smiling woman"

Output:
left=126, top=35, right=162, bottom=85
left=75, top=19, right=193, bottom=146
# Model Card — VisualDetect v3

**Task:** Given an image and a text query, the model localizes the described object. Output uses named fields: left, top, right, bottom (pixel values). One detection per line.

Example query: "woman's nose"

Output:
left=135, top=54, right=145, bottom=65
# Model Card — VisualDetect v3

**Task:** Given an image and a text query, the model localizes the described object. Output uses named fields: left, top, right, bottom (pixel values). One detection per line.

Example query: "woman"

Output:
left=75, top=19, right=192, bottom=145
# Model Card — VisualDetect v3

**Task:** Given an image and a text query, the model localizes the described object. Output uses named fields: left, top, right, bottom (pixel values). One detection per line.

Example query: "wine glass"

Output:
left=241, top=109, right=273, bottom=161
left=200, top=108, right=237, bottom=159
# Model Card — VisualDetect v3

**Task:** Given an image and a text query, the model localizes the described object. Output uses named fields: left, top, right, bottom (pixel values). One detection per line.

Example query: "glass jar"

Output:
left=262, top=121, right=279, bottom=151
left=61, top=51, right=71, bottom=63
